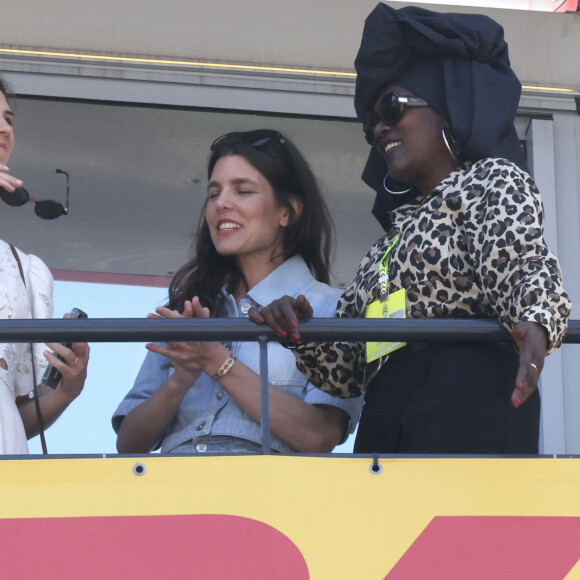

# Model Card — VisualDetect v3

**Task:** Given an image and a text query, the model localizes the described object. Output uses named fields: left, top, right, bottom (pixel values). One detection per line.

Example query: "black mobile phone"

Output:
left=41, top=307, right=88, bottom=390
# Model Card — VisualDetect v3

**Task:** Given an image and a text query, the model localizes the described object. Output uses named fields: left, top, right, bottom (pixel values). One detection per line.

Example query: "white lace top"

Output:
left=0, top=240, right=53, bottom=454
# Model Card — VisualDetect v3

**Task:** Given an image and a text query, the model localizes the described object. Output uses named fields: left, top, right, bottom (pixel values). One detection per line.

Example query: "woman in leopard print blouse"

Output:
left=251, top=4, right=571, bottom=454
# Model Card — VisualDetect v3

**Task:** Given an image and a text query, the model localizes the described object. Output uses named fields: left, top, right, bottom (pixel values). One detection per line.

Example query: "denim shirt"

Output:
left=112, top=255, right=363, bottom=453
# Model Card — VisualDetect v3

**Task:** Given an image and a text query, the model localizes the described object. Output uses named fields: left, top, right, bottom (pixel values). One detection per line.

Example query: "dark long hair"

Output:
left=0, top=76, right=15, bottom=107
left=167, top=130, right=334, bottom=313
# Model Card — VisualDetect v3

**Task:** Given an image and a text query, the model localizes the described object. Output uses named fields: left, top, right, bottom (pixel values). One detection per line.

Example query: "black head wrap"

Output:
left=354, top=3, right=527, bottom=229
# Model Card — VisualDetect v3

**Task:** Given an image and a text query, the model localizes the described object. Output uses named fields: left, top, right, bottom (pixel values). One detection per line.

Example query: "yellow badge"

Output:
left=364, top=288, right=407, bottom=363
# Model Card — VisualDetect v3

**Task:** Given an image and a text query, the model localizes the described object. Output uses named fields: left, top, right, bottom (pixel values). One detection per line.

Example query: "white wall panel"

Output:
left=0, top=2, right=578, bottom=90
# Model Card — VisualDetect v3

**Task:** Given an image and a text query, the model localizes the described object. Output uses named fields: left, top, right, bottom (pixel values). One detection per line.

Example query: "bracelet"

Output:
left=212, top=354, right=237, bottom=381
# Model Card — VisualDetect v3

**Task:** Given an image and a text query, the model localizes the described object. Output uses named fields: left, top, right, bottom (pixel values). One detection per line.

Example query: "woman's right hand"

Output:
left=145, top=298, right=211, bottom=390
left=248, top=294, right=313, bottom=343
left=0, top=164, right=23, bottom=192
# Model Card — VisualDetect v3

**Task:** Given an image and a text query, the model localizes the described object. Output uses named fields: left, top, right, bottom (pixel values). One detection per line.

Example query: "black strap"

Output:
left=9, top=244, right=48, bottom=454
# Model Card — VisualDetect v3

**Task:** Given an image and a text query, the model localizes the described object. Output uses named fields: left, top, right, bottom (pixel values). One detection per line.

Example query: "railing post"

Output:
left=258, top=335, right=271, bottom=455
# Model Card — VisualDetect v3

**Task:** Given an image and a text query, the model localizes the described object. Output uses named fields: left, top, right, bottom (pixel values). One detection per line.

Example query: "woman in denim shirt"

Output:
left=113, top=130, right=362, bottom=454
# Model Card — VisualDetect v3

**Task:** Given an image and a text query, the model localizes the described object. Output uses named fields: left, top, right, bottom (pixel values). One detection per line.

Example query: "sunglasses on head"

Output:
left=0, top=169, right=69, bottom=220
left=363, top=92, right=429, bottom=145
left=210, top=129, right=292, bottom=167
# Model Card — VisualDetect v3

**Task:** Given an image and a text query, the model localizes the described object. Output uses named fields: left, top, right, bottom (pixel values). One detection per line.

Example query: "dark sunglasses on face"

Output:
left=363, top=92, right=429, bottom=145
left=0, top=169, right=69, bottom=220
left=210, top=129, right=292, bottom=167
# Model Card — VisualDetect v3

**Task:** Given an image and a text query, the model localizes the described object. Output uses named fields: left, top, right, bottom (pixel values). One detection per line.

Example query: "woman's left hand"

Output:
left=44, top=340, right=90, bottom=402
left=510, top=321, right=548, bottom=408
left=146, top=298, right=226, bottom=384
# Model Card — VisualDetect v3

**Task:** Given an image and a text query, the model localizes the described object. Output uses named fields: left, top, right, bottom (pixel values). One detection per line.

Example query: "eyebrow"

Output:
left=207, top=177, right=259, bottom=190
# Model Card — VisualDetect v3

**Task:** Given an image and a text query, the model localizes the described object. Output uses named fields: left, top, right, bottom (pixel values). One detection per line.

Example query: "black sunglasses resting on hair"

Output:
left=210, top=129, right=286, bottom=151
left=210, top=129, right=295, bottom=168
left=0, top=169, right=69, bottom=220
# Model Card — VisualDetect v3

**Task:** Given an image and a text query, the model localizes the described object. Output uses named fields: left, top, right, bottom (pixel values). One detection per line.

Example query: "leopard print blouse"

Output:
left=292, top=158, right=572, bottom=398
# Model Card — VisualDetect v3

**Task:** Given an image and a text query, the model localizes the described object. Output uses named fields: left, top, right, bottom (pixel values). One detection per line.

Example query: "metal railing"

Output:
left=2, top=317, right=579, bottom=454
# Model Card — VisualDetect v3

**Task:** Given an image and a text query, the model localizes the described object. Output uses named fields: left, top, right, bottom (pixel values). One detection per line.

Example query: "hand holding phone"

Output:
left=41, top=307, right=88, bottom=390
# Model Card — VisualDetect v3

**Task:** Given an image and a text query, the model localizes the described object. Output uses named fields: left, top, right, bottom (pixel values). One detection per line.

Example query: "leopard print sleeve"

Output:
left=291, top=238, right=389, bottom=398
left=463, top=159, right=571, bottom=352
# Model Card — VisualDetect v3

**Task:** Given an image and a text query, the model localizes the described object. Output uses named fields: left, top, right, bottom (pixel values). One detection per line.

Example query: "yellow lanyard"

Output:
left=378, top=233, right=400, bottom=301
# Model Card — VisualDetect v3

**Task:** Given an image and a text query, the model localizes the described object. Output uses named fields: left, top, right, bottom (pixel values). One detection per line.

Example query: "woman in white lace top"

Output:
left=0, top=76, right=89, bottom=454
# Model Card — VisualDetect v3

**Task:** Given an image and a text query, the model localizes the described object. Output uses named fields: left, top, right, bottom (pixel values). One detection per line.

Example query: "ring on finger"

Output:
left=530, top=362, right=538, bottom=371
left=71, top=356, right=79, bottom=366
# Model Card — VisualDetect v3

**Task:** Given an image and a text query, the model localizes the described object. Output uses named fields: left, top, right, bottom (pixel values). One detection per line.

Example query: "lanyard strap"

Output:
left=378, top=233, right=400, bottom=300
left=9, top=244, right=48, bottom=454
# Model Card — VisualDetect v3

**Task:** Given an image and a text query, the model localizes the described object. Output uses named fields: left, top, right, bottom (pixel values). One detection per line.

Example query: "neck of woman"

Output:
left=234, top=254, right=285, bottom=301
left=416, top=158, right=462, bottom=196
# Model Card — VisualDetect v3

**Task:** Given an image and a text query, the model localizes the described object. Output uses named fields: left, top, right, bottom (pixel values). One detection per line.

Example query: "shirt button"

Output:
left=196, top=443, right=207, bottom=453
left=196, top=422, right=206, bottom=431
left=216, top=391, right=225, bottom=400
left=240, top=303, right=251, bottom=315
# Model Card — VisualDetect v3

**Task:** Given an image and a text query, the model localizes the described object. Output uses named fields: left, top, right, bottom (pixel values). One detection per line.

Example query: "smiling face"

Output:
left=0, top=91, right=15, bottom=165
left=369, top=84, right=459, bottom=195
left=206, top=154, right=292, bottom=280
